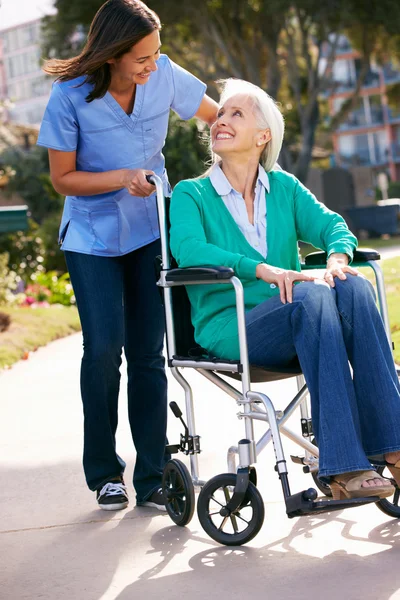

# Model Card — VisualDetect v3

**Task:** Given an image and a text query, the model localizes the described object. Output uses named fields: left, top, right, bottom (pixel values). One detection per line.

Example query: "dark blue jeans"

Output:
left=245, top=275, right=400, bottom=480
left=65, top=240, right=169, bottom=502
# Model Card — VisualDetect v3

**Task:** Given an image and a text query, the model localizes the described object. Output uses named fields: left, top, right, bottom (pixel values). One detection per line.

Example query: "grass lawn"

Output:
left=299, top=235, right=400, bottom=259
left=364, top=256, right=400, bottom=365
left=0, top=305, right=81, bottom=370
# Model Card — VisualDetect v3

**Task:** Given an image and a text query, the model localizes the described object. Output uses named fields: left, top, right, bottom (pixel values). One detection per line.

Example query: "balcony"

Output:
left=338, top=108, right=384, bottom=132
left=333, top=72, right=381, bottom=95
left=338, top=148, right=389, bottom=168
left=383, top=65, right=400, bottom=85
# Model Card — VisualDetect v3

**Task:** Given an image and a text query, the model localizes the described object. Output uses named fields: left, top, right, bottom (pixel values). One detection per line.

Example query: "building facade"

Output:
left=325, top=36, right=400, bottom=182
left=0, top=18, right=52, bottom=126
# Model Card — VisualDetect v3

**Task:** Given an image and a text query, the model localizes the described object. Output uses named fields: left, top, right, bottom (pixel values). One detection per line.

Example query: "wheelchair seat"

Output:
left=169, top=275, right=302, bottom=383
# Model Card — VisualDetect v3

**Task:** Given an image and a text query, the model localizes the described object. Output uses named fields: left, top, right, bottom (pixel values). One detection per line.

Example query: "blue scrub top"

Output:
left=37, top=54, right=207, bottom=256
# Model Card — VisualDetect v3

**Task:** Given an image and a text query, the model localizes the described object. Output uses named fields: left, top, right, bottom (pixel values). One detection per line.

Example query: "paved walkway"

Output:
left=1, top=332, right=400, bottom=600
left=377, top=245, right=400, bottom=260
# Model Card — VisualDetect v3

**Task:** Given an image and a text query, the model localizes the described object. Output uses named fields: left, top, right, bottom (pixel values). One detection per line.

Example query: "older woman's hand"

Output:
left=324, top=253, right=362, bottom=288
left=256, top=263, right=316, bottom=304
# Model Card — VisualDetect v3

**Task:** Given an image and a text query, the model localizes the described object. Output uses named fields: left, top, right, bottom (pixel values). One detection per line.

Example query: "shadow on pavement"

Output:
left=115, top=513, right=400, bottom=600
left=2, top=460, right=400, bottom=600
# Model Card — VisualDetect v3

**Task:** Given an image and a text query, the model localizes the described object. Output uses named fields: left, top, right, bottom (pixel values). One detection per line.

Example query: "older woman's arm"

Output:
left=293, top=178, right=361, bottom=286
left=294, top=178, right=357, bottom=260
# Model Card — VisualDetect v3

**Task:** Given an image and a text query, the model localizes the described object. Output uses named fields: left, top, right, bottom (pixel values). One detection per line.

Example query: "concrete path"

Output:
left=378, top=245, right=400, bottom=260
left=1, top=332, right=400, bottom=600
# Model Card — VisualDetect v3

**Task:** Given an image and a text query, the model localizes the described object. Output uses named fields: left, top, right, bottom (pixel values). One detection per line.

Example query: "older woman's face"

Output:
left=211, top=94, right=270, bottom=158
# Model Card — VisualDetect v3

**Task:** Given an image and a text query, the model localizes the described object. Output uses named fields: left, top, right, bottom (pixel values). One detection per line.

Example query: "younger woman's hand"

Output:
left=123, top=169, right=155, bottom=197
left=256, top=263, right=316, bottom=304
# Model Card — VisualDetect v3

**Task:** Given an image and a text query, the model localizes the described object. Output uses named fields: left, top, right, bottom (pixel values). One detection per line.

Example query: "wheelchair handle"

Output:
left=146, top=174, right=156, bottom=185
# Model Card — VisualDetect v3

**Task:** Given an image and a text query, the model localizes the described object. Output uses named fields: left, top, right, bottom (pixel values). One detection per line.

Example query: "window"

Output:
left=368, top=95, right=384, bottom=125
left=338, top=133, right=371, bottom=164
left=372, top=131, right=389, bottom=163
left=22, top=24, right=37, bottom=46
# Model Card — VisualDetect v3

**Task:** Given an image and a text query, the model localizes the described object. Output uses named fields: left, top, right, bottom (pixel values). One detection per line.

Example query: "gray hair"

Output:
left=210, top=78, right=285, bottom=172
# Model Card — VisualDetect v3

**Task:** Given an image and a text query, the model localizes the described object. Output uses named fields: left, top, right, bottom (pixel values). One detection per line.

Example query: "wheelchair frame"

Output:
left=149, top=174, right=400, bottom=544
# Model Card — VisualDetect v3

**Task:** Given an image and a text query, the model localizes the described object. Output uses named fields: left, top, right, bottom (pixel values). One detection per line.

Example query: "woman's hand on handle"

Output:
left=123, top=169, right=156, bottom=197
left=256, top=263, right=316, bottom=304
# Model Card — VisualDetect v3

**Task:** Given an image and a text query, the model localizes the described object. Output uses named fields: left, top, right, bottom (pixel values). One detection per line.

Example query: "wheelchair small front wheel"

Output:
left=162, top=459, right=195, bottom=526
left=375, top=466, right=400, bottom=519
left=197, top=473, right=264, bottom=546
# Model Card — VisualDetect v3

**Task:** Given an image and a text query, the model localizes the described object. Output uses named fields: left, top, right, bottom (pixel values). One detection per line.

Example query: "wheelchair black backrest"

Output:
left=155, top=197, right=203, bottom=359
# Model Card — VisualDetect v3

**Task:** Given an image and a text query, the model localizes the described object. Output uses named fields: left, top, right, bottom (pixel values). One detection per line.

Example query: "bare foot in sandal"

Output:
left=330, top=470, right=394, bottom=500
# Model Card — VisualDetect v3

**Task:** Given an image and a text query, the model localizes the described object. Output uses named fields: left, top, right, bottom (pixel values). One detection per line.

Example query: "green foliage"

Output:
left=30, top=271, right=75, bottom=306
left=41, top=0, right=103, bottom=58
left=376, top=181, right=400, bottom=200
left=36, top=210, right=67, bottom=273
left=0, top=252, right=24, bottom=306
left=164, top=113, right=209, bottom=186
left=1, top=146, right=63, bottom=224
left=40, top=0, right=400, bottom=185
left=0, top=220, right=46, bottom=280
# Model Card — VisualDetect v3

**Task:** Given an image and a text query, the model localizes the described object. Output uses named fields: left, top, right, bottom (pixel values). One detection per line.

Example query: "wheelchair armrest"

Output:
left=165, top=266, right=235, bottom=283
left=304, top=247, right=381, bottom=266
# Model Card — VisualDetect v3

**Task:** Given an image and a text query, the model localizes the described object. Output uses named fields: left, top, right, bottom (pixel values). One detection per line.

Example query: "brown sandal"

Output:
left=330, top=470, right=394, bottom=500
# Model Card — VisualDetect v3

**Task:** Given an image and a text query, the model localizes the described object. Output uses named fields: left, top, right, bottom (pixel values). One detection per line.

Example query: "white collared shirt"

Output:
left=209, top=163, right=269, bottom=258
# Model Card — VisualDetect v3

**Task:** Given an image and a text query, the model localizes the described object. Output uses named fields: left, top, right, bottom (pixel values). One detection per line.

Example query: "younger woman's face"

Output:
left=211, top=94, right=270, bottom=159
left=109, top=29, right=161, bottom=85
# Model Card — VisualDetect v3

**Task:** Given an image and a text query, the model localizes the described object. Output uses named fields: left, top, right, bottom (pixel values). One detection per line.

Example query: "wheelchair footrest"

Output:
left=286, top=488, right=379, bottom=518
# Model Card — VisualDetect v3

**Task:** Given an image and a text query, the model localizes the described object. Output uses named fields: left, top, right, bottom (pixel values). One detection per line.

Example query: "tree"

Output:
left=1, top=146, right=63, bottom=224
left=42, top=0, right=400, bottom=183
left=163, top=113, right=209, bottom=186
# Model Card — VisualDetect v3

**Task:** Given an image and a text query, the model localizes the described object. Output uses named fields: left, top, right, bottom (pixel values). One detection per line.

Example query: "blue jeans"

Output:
left=65, top=240, right=169, bottom=502
left=245, top=275, right=400, bottom=479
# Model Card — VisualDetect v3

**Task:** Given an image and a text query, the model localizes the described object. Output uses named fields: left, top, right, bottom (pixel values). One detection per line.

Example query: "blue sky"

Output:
left=0, top=0, right=55, bottom=31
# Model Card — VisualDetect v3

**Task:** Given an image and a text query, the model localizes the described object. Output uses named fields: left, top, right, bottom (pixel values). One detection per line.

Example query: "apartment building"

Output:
left=324, top=36, right=400, bottom=182
left=0, top=18, right=52, bottom=125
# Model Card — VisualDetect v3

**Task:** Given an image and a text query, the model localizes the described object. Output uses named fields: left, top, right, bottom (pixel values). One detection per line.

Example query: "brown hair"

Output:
left=43, top=0, right=161, bottom=102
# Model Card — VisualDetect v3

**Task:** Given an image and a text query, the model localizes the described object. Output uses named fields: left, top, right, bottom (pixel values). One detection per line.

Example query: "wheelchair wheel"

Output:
left=197, top=473, right=264, bottom=546
left=162, top=459, right=195, bottom=527
left=310, top=438, right=332, bottom=497
left=375, top=466, right=400, bottom=519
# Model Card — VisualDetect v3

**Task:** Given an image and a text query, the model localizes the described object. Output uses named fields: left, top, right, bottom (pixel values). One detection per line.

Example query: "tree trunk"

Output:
left=294, top=100, right=320, bottom=184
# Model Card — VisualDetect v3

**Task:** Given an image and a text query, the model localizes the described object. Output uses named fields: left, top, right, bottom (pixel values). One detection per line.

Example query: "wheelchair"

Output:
left=148, top=174, right=400, bottom=546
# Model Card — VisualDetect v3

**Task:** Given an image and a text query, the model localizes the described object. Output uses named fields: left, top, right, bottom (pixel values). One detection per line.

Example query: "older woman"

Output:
left=169, top=78, right=400, bottom=501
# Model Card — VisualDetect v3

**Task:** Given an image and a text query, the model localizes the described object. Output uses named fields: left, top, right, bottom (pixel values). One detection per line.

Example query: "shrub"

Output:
left=0, top=220, right=46, bottom=280
left=0, top=252, right=24, bottom=306
left=1, top=146, right=63, bottom=224
left=376, top=181, right=400, bottom=200
left=36, top=210, right=68, bottom=273
left=164, top=113, right=209, bottom=187
left=31, top=271, right=75, bottom=306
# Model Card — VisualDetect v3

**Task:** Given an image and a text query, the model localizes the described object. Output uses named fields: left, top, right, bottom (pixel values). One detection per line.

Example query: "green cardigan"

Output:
left=169, top=170, right=357, bottom=360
